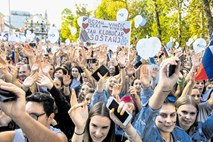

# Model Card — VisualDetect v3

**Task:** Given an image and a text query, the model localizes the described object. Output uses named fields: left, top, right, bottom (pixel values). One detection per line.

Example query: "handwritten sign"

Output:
left=79, top=17, right=131, bottom=46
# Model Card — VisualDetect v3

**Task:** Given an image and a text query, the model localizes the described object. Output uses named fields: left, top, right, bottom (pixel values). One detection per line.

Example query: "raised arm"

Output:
left=0, top=80, right=67, bottom=142
left=149, top=57, right=180, bottom=110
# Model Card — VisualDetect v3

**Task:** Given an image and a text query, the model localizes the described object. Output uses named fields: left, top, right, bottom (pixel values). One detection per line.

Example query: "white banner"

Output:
left=79, top=17, right=131, bottom=46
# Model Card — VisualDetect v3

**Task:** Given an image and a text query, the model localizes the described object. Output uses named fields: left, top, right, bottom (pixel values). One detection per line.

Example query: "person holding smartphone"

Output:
left=69, top=89, right=142, bottom=142
left=130, top=57, right=191, bottom=142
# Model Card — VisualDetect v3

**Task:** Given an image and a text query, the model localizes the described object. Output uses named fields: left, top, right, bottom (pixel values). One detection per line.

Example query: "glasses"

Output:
left=29, top=112, right=46, bottom=120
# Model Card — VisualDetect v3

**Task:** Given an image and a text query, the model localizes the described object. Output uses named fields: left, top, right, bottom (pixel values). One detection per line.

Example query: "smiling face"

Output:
left=89, top=115, right=111, bottom=142
left=155, top=103, right=176, bottom=134
left=177, top=104, right=197, bottom=131
left=107, top=77, right=117, bottom=92
left=133, top=79, right=142, bottom=93
left=194, top=81, right=204, bottom=94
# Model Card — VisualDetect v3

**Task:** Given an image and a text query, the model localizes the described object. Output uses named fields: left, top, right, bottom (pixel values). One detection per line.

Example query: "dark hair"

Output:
left=26, top=92, right=55, bottom=117
left=54, top=67, right=67, bottom=75
left=84, top=102, right=115, bottom=142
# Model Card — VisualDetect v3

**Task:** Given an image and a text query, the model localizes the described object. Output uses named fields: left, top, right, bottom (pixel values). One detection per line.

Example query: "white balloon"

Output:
left=193, top=38, right=206, bottom=53
left=116, top=8, right=128, bottom=22
left=136, top=37, right=161, bottom=59
left=134, top=15, right=142, bottom=28
left=48, top=27, right=59, bottom=44
left=149, top=37, right=161, bottom=57
left=70, top=27, right=77, bottom=35
left=139, top=18, right=146, bottom=26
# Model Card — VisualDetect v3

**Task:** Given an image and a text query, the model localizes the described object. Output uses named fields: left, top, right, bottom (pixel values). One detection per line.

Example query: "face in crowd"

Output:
left=71, top=67, right=80, bottom=79
left=108, top=65, right=116, bottom=76
left=194, top=81, right=205, bottom=94
left=155, top=103, right=177, bottom=134
left=106, top=77, right=117, bottom=92
left=26, top=101, right=53, bottom=127
left=18, top=64, right=31, bottom=82
left=176, top=96, right=198, bottom=131
left=189, top=88, right=201, bottom=104
left=89, top=115, right=111, bottom=142
left=133, top=79, right=142, bottom=93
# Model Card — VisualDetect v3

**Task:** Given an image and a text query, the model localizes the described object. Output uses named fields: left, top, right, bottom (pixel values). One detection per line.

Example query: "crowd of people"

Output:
left=0, top=40, right=212, bottom=142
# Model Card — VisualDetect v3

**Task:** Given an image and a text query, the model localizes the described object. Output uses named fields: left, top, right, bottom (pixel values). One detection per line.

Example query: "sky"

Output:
left=0, top=0, right=101, bottom=28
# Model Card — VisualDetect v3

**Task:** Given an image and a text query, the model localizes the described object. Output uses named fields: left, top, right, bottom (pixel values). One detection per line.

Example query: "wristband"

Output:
left=74, top=129, right=85, bottom=135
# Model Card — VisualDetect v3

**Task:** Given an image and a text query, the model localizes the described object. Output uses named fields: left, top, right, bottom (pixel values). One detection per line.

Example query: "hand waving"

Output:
left=68, top=89, right=88, bottom=129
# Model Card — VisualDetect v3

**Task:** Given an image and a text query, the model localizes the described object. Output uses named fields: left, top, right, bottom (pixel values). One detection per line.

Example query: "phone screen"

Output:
left=0, top=89, right=17, bottom=102
left=92, top=65, right=109, bottom=81
left=86, top=59, right=97, bottom=64
left=107, top=99, right=130, bottom=123
left=134, top=61, right=142, bottom=69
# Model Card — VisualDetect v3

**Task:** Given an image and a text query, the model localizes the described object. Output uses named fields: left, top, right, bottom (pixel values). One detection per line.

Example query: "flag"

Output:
left=195, top=36, right=213, bottom=81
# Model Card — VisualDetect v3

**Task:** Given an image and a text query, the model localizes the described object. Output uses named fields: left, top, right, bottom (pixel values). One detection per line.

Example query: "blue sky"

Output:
left=0, top=0, right=101, bottom=27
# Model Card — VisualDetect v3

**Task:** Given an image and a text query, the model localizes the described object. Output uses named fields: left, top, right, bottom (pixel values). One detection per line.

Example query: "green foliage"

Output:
left=60, top=0, right=212, bottom=46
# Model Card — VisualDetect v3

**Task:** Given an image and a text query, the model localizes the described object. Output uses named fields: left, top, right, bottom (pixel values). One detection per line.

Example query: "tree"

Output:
left=202, top=0, right=213, bottom=38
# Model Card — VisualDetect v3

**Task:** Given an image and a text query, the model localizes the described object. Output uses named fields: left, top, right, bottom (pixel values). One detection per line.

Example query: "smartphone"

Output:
left=167, top=54, right=183, bottom=77
left=29, top=42, right=36, bottom=48
left=134, top=61, right=142, bottom=69
left=86, top=59, right=97, bottom=64
left=92, top=65, right=109, bottom=81
left=106, top=97, right=132, bottom=126
left=0, top=89, right=17, bottom=102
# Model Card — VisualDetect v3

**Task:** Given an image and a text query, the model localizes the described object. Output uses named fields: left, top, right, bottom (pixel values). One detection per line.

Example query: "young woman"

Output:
left=69, top=90, right=141, bottom=142
left=176, top=95, right=213, bottom=141
left=132, top=57, right=191, bottom=142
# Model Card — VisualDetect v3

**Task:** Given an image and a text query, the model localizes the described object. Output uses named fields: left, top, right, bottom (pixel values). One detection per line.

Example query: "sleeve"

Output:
left=202, top=112, right=213, bottom=139
left=132, top=102, right=159, bottom=139
left=90, top=90, right=107, bottom=106
left=140, top=87, right=154, bottom=105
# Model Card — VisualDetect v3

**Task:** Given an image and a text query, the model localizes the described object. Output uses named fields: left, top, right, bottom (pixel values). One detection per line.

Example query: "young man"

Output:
left=0, top=80, right=68, bottom=142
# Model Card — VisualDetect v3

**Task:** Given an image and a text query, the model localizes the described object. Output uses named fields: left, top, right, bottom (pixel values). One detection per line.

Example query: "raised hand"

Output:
left=150, top=65, right=159, bottom=81
left=140, top=65, right=151, bottom=88
left=111, top=83, right=121, bottom=98
left=0, top=80, right=26, bottom=119
left=23, top=72, right=38, bottom=88
left=68, top=89, right=88, bottom=130
left=36, top=73, right=53, bottom=89
left=63, top=74, right=71, bottom=86
left=23, top=44, right=34, bottom=57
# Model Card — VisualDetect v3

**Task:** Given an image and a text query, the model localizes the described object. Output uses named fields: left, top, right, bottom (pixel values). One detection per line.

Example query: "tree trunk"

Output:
left=202, top=0, right=213, bottom=38
left=177, top=0, right=182, bottom=45
left=153, top=0, right=162, bottom=40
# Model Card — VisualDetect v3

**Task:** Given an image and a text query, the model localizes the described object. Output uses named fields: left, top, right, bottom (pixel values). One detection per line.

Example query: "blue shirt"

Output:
left=187, top=112, right=213, bottom=142
left=133, top=104, right=192, bottom=142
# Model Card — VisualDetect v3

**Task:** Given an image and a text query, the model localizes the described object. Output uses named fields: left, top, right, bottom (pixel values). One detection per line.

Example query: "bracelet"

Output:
left=74, top=129, right=85, bottom=135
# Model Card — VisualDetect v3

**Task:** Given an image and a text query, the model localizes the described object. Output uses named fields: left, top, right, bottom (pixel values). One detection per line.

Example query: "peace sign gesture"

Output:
left=68, top=89, right=88, bottom=130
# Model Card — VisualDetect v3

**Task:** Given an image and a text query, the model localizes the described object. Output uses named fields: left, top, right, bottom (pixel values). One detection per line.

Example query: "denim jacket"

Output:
left=188, top=112, right=213, bottom=142
left=133, top=103, right=192, bottom=142
left=140, top=86, right=154, bottom=105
